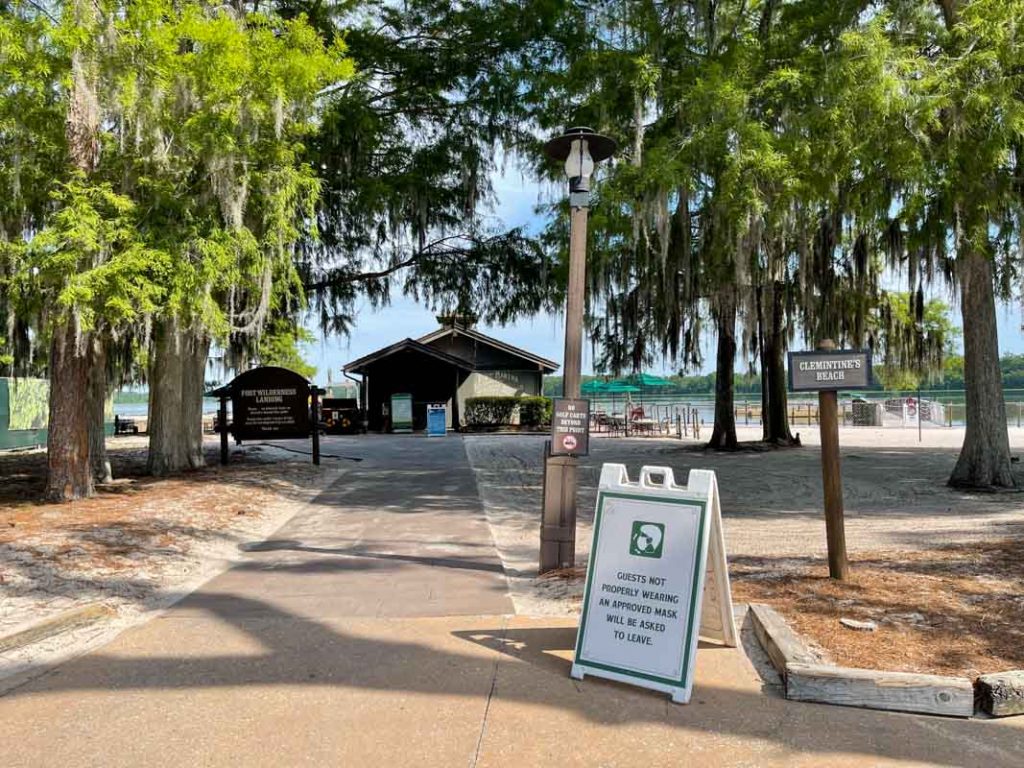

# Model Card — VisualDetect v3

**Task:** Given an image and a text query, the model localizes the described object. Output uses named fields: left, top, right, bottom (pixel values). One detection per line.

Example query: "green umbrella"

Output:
left=603, top=380, right=641, bottom=415
left=624, top=372, right=672, bottom=409
left=625, top=372, right=673, bottom=388
left=580, top=379, right=610, bottom=396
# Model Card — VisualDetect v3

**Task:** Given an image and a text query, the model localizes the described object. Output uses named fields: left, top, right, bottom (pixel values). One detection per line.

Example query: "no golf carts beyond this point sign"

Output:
left=571, top=464, right=736, bottom=704
left=551, top=398, right=589, bottom=456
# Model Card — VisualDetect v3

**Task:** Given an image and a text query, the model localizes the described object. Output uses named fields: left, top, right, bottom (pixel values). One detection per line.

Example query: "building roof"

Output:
left=416, top=325, right=559, bottom=373
left=343, top=338, right=476, bottom=375
left=344, top=325, right=559, bottom=376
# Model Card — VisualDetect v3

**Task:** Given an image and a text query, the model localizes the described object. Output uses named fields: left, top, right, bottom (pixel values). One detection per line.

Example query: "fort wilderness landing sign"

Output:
left=209, top=366, right=323, bottom=465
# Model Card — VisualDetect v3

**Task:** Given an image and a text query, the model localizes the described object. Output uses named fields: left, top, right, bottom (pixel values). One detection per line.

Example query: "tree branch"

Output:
left=22, top=0, right=59, bottom=24
left=303, top=234, right=504, bottom=292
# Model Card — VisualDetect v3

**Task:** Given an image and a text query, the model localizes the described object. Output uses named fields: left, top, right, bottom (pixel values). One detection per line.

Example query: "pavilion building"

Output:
left=343, top=316, right=558, bottom=432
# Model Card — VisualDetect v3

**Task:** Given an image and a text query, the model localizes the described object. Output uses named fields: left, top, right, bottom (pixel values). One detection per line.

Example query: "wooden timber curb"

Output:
left=749, top=603, right=975, bottom=718
left=0, top=603, right=117, bottom=655
left=976, top=671, right=1024, bottom=717
left=748, top=603, right=820, bottom=682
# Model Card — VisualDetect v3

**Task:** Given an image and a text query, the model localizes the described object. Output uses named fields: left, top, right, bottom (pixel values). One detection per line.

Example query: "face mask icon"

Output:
left=630, top=522, right=664, bottom=558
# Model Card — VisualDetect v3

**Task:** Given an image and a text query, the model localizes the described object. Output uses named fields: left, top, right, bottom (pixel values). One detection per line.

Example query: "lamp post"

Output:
left=544, top=127, right=617, bottom=401
left=539, top=127, right=616, bottom=573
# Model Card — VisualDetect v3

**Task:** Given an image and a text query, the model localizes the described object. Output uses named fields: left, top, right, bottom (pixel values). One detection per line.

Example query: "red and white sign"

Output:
left=551, top=398, right=590, bottom=456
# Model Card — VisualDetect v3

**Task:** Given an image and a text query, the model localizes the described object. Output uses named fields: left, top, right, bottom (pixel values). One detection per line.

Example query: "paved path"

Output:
left=2, top=435, right=1023, bottom=767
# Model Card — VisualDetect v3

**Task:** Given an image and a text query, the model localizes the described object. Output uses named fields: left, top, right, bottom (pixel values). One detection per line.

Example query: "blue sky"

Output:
left=303, top=166, right=1024, bottom=386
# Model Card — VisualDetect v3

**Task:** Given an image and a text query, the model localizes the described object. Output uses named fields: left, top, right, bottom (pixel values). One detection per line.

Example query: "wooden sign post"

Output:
left=571, top=464, right=736, bottom=704
left=540, top=398, right=591, bottom=573
left=788, top=341, right=872, bottom=580
left=817, top=366, right=848, bottom=580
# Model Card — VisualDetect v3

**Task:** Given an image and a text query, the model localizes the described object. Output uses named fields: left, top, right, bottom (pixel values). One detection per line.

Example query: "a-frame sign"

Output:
left=570, top=464, right=736, bottom=704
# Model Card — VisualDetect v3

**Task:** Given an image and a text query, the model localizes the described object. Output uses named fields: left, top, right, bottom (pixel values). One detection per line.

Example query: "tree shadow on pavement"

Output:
left=2, top=591, right=1023, bottom=767
left=237, top=539, right=506, bottom=574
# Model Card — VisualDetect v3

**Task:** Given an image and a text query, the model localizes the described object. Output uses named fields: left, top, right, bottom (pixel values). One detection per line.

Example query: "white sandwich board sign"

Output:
left=570, top=464, right=736, bottom=704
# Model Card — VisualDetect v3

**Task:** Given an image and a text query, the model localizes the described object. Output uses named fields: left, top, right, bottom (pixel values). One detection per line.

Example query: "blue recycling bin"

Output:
left=426, top=403, right=447, bottom=437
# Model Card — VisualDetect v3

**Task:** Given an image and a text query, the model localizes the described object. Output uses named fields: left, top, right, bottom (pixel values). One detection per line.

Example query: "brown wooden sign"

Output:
left=230, top=367, right=311, bottom=441
left=788, top=350, right=871, bottom=392
left=551, top=398, right=590, bottom=456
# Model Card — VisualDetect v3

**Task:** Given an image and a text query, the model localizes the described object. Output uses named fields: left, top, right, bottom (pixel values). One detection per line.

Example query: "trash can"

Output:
left=426, top=403, right=447, bottom=437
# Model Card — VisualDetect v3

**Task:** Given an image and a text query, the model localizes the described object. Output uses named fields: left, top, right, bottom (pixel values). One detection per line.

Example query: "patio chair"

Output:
left=629, top=406, right=657, bottom=435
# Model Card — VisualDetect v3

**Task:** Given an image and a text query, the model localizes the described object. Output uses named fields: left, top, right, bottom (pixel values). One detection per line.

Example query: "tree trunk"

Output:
left=45, top=320, right=94, bottom=501
left=949, top=248, right=1015, bottom=488
left=44, top=0, right=98, bottom=502
left=148, top=317, right=187, bottom=476
left=149, top=319, right=211, bottom=475
left=87, top=337, right=112, bottom=483
left=762, top=281, right=795, bottom=445
left=181, top=331, right=211, bottom=470
left=708, top=290, right=738, bottom=450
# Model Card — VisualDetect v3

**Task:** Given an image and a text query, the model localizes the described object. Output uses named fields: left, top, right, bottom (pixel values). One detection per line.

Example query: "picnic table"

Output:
left=628, top=406, right=657, bottom=435
left=630, top=417, right=658, bottom=434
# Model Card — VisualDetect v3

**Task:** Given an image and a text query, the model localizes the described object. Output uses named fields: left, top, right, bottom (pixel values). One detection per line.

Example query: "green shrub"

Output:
left=464, top=396, right=520, bottom=426
left=519, top=396, right=552, bottom=427
left=463, top=395, right=552, bottom=428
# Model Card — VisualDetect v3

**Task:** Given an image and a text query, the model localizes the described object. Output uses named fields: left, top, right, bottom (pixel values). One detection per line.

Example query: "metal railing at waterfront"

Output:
left=583, top=390, right=1024, bottom=432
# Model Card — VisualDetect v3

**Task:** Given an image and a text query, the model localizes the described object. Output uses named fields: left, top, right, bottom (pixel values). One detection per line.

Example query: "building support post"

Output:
left=219, top=395, right=229, bottom=466
left=311, top=386, right=321, bottom=466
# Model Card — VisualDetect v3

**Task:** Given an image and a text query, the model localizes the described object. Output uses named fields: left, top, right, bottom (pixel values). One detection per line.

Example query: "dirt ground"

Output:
left=465, top=427, right=1024, bottom=678
left=0, top=437, right=341, bottom=678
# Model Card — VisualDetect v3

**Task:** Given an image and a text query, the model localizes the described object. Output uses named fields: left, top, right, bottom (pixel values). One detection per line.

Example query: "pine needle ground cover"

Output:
left=731, top=543, right=1024, bottom=678
left=537, top=545, right=1024, bottom=678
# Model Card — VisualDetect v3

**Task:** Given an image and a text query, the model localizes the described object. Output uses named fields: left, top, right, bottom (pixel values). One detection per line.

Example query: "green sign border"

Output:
left=573, top=490, right=708, bottom=689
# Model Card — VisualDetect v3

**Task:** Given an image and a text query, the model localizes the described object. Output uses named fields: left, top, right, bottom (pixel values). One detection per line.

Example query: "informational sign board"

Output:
left=391, top=393, right=413, bottom=433
left=426, top=403, right=447, bottom=437
left=551, top=398, right=590, bottom=456
left=788, top=350, right=871, bottom=391
left=571, top=464, right=736, bottom=704
left=229, top=367, right=311, bottom=441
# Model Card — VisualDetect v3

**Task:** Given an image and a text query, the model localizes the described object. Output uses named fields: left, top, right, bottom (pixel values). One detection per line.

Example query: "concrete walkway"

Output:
left=2, top=435, right=1023, bottom=767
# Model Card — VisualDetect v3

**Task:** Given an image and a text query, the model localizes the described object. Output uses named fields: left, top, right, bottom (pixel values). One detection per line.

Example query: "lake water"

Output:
left=112, top=395, right=1019, bottom=429
left=114, top=399, right=220, bottom=418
